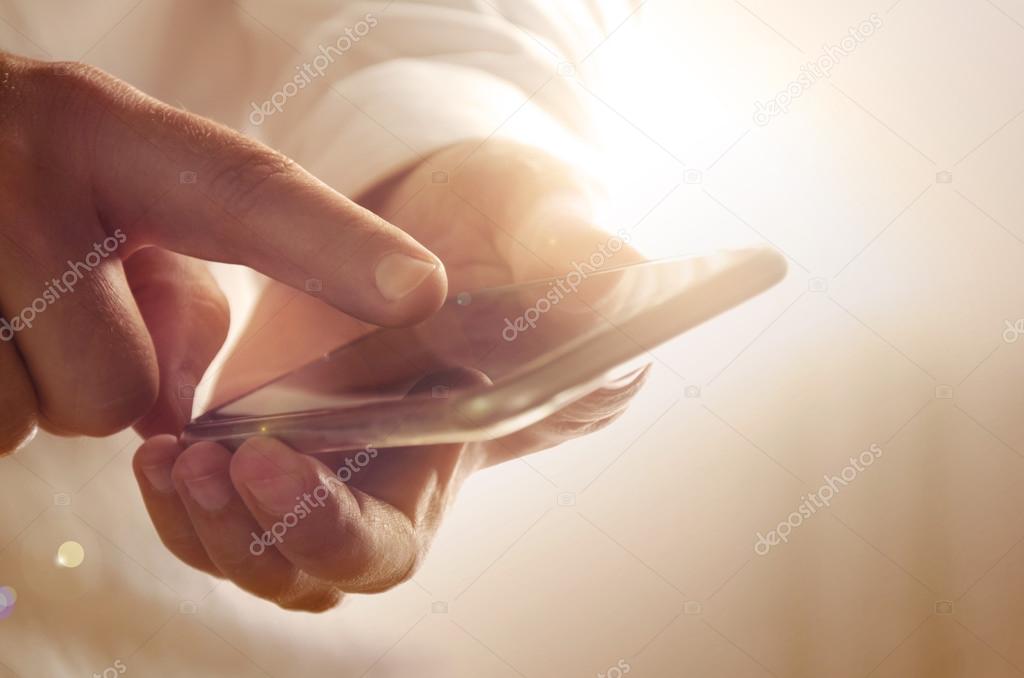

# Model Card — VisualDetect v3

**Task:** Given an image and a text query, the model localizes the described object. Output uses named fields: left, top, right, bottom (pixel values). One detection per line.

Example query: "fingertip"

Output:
left=172, top=442, right=235, bottom=512
left=375, top=251, right=445, bottom=300
left=135, top=434, right=183, bottom=461
left=171, top=441, right=232, bottom=482
left=132, top=436, right=222, bottom=575
left=134, top=434, right=183, bottom=494
left=330, top=251, right=447, bottom=328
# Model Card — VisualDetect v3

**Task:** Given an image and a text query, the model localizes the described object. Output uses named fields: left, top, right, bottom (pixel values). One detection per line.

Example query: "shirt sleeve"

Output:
left=243, top=0, right=634, bottom=197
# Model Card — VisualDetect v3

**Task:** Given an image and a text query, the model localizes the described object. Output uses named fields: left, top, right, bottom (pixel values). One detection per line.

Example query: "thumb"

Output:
left=125, top=248, right=229, bottom=438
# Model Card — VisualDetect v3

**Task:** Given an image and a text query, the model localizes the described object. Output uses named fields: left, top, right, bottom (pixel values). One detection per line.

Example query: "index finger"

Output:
left=23, top=59, right=447, bottom=327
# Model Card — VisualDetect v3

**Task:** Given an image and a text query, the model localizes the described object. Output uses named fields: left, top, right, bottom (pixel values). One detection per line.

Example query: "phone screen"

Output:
left=195, top=255, right=707, bottom=424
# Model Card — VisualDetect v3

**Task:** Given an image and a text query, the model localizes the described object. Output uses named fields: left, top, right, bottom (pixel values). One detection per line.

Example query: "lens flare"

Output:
left=56, top=541, right=85, bottom=568
left=0, top=585, right=16, bottom=619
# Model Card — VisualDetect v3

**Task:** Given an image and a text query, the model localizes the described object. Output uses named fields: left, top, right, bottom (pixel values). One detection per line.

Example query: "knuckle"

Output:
left=24, top=60, right=112, bottom=117
left=204, top=140, right=296, bottom=221
left=35, top=60, right=108, bottom=89
left=19, top=59, right=117, bottom=165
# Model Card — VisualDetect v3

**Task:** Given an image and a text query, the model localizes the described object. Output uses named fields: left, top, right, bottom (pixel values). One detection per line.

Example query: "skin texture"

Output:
left=0, top=43, right=648, bottom=613
left=133, top=139, right=650, bottom=611
left=0, top=52, right=447, bottom=453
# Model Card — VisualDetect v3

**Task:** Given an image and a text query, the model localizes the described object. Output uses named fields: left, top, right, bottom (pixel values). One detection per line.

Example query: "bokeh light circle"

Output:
left=56, top=541, right=85, bottom=568
left=0, top=586, right=16, bottom=620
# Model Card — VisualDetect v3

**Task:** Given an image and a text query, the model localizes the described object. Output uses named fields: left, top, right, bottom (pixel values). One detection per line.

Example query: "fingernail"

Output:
left=142, top=463, right=176, bottom=493
left=184, top=472, right=233, bottom=511
left=375, top=253, right=438, bottom=301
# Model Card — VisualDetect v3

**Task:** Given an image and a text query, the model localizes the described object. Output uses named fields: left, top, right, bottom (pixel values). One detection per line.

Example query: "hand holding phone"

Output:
left=135, top=141, right=787, bottom=614
left=183, top=248, right=786, bottom=453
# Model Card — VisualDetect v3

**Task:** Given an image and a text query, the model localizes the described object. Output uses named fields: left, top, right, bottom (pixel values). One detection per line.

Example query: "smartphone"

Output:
left=180, top=246, right=787, bottom=453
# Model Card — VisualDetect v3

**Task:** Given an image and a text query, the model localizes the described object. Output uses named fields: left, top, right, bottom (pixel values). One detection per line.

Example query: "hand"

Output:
left=0, top=52, right=446, bottom=453
left=132, top=140, right=649, bottom=610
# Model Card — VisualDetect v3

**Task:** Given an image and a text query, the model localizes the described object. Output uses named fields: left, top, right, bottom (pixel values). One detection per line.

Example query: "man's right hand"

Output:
left=0, top=52, right=447, bottom=453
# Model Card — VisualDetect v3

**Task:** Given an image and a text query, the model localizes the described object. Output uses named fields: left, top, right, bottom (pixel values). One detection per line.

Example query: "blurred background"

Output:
left=2, top=0, right=1024, bottom=676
